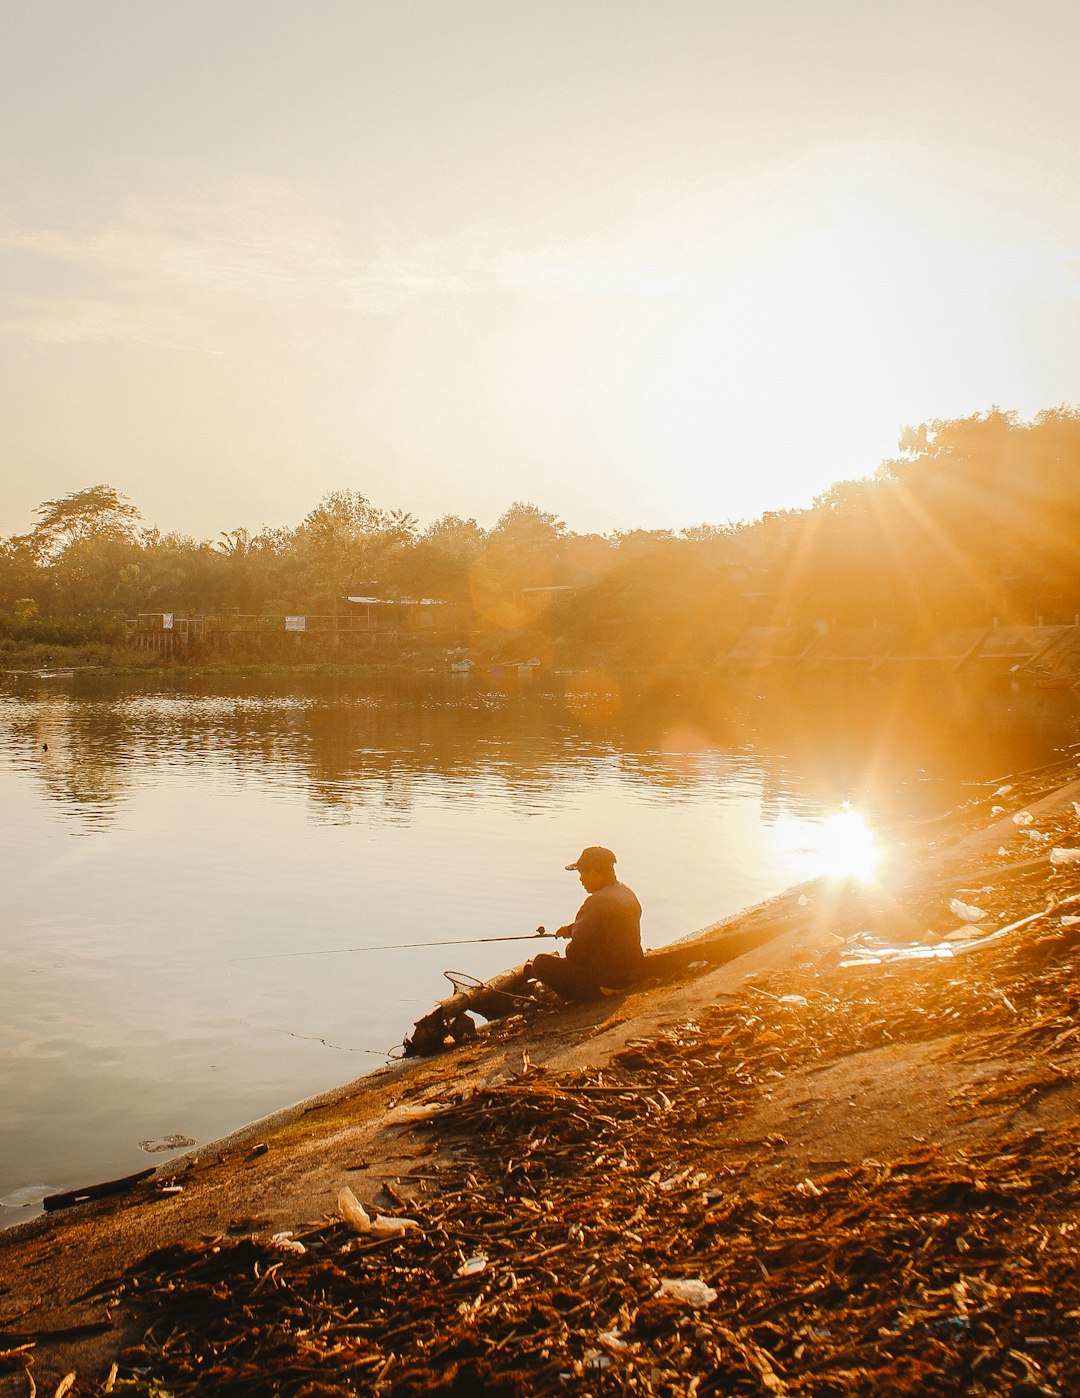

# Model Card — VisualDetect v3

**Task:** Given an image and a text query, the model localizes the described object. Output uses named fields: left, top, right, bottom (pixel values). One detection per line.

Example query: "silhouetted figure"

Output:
left=529, top=846, right=643, bottom=1002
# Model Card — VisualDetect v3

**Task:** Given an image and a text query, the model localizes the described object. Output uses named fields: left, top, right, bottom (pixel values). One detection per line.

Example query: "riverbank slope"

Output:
left=3, top=756, right=1080, bottom=1395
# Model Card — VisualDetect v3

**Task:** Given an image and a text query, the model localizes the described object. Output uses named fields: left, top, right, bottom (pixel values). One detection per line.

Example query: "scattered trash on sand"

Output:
left=138, top=1133, right=196, bottom=1154
left=25, top=754, right=1080, bottom=1394
left=337, top=1185, right=421, bottom=1237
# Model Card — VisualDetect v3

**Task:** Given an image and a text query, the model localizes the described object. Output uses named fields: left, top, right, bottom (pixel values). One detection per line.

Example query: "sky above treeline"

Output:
left=2, top=0, right=1079, bottom=541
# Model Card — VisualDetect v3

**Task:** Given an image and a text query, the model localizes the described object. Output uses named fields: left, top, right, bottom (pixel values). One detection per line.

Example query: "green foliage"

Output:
left=422, top=514, right=486, bottom=556
left=0, top=605, right=127, bottom=647
left=24, top=483, right=141, bottom=560
left=491, top=501, right=566, bottom=547
left=5, top=408, right=1080, bottom=669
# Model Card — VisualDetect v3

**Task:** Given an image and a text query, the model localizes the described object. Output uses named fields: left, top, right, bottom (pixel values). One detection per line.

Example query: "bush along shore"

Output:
left=3, top=754, right=1080, bottom=1395
left=7, top=409, right=1080, bottom=686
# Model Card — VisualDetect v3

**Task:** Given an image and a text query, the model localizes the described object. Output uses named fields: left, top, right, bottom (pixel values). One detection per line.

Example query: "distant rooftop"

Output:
left=345, top=596, right=449, bottom=606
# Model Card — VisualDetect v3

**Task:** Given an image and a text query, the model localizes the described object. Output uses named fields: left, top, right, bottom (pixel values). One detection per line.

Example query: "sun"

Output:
left=771, top=802, right=884, bottom=884
left=811, top=806, right=884, bottom=883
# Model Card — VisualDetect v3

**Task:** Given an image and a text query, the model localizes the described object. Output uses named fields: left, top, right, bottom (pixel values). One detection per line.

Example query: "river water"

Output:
left=2, top=670, right=1076, bottom=1224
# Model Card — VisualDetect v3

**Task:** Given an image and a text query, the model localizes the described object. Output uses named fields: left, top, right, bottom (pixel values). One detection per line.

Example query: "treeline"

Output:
left=3, top=408, right=1079, bottom=666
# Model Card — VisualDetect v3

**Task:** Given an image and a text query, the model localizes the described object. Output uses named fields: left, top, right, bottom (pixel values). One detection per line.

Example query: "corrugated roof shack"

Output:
left=129, top=600, right=467, bottom=662
left=343, top=595, right=460, bottom=634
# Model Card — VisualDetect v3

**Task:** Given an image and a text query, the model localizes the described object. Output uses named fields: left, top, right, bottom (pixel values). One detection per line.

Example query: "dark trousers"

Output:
left=529, top=953, right=604, bottom=1003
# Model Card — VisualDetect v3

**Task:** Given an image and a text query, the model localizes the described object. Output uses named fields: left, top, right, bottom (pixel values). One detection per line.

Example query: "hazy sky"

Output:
left=2, top=0, right=1078, bottom=539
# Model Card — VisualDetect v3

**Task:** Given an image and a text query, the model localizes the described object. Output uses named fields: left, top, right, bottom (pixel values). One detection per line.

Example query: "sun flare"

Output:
left=813, top=808, right=884, bottom=882
left=773, top=805, right=884, bottom=885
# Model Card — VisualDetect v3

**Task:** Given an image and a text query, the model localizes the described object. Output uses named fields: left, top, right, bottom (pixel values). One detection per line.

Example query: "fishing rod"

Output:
left=234, top=928, right=559, bottom=962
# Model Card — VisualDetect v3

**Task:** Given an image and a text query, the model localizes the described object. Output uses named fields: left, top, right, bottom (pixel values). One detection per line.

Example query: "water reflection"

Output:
left=771, top=805, right=884, bottom=884
left=1, top=671, right=1077, bottom=1224
left=6, top=672, right=1077, bottom=835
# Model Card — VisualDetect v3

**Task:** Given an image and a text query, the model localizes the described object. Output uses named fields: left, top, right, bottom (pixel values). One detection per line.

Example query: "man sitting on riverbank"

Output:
left=528, top=846, right=644, bottom=1002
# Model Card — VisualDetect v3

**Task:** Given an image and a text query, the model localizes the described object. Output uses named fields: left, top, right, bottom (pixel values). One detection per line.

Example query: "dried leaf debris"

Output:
left=25, top=759, right=1080, bottom=1395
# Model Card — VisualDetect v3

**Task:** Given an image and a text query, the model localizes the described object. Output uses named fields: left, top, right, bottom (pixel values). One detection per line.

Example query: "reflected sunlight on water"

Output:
left=770, top=804, right=885, bottom=884
left=1, top=672, right=1075, bottom=1223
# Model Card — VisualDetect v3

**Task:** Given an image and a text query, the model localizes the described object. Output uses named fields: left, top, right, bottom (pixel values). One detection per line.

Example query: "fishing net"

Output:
left=444, top=970, right=484, bottom=995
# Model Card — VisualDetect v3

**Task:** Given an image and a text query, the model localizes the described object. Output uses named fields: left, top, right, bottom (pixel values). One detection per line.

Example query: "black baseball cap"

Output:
left=565, top=845, right=617, bottom=873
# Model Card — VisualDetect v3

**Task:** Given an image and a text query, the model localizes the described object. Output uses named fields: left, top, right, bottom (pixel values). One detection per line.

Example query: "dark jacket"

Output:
left=564, top=881, right=644, bottom=987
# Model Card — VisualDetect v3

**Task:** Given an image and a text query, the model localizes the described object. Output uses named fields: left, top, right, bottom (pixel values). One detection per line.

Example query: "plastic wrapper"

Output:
left=656, top=1277, right=718, bottom=1307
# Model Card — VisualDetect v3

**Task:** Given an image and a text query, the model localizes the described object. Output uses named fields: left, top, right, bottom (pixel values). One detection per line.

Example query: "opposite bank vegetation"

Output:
left=3, top=409, right=1080, bottom=674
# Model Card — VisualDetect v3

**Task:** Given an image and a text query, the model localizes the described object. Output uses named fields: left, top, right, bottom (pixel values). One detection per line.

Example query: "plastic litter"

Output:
left=994, top=784, right=1014, bottom=797
left=270, top=1231, right=306, bottom=1255
left=1050, top=847, right=1080, bottom=865
left=779, top=994, right=810, bottom=1005
left=949, top=899, right=988, bottom=923
left=337, top=1186, right=421, bottom=1237
left=456, top=1253, right=488, bottom=1277
left=385, top=1101, right=450, bottom=1125
left=1013, top=810, right=1034, bottom=826
left=338, top=1186, right=372, bottom=1232
left=843, top=897, right=1075, bottom=970
left=990, top=805, right=1005, bottom=816
left=139, top=1134, right=197, bottom=1154
left=0, top=1183, right=60, bottom=1210
left=656, top=1277, right=718, bottom=1307
left=842, top=943, right=955, bottom=967
left=371, top=1213, right=420, bottom=1237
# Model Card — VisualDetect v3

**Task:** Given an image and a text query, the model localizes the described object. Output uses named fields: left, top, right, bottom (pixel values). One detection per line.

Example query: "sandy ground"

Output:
left=3, top=761, right=1080, bottom=1395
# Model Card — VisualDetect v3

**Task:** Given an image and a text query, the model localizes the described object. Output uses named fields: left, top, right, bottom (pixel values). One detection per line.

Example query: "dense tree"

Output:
left=22, top=485, right=142, bottom=561
left=4, top=408, right=1080, bottom=660
left=406, top=515, right=487, bottom=602
left=467, top=503, right=570, bottom=633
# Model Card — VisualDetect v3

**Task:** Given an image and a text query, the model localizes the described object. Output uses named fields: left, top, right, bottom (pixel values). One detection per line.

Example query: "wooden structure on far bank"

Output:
left=131, top=597, right=466, bottom=660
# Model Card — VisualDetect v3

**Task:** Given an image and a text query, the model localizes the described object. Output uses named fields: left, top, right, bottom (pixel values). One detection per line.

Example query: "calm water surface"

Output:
left=2, top=671, right=1076, bottom=1223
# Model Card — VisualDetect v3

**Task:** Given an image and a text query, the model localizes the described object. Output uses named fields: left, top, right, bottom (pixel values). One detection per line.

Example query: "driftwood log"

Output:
left=403, top=912, right=798, bottom=1057
left=404, top=964, right=536, bottom=1055
left=43, top=1166, right=156, bottom=1213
